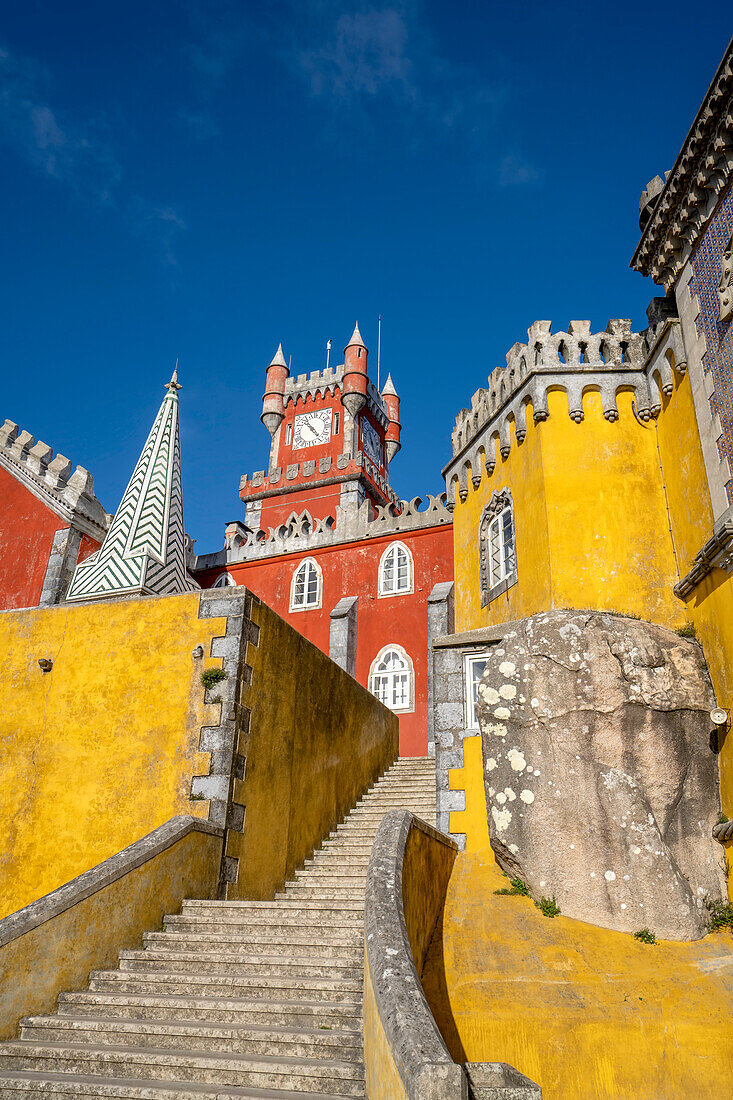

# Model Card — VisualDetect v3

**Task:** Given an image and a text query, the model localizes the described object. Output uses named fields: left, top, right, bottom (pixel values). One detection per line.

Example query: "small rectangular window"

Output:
left=333, top=412, right=340, bottom=435
left=285, top=423, right=292, bottom=445
left=464, top=653, right=489, bottom=730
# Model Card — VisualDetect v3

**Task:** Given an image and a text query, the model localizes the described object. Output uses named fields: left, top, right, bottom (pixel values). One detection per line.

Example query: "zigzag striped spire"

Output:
left=66, top=371, right=197, bottom=601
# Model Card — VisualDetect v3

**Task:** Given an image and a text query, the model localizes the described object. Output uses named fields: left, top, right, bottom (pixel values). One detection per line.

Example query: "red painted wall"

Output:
left=0, top=467, right=102, bottom=610
left=197, top=523, right=454, bottom=756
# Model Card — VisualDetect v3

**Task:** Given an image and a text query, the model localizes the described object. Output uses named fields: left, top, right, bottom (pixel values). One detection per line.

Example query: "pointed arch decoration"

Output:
left=479, top=487, right=517, bottom=607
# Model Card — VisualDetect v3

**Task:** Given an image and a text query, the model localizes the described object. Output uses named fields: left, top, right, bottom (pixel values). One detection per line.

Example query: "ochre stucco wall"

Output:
left=448, top=734, right=490, bottom=852
left=452, top=391, right=683, bottom=634
left=0, top=825, right=222, bottom=1040
left=225, top=597, right=399, bottom=900
left=0, top=593, right=224, bottom=918
left=421, top=850, right=733, bottom=1100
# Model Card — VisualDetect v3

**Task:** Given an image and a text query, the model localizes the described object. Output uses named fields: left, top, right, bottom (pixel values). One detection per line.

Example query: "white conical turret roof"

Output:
left=66, top=372, right=197, bottom=601
left=269, top=343, right=287, bottom=368
left=346, top=322, right=366, bottom=349
left=381, top=373, right=398, bottom=397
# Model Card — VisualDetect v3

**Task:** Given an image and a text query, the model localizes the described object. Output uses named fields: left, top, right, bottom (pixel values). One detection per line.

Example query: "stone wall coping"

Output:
left=0, top=816, right=224, bottom=948
left=432, top=622, right=522, bottom=649
left=365, top=809, right=459, bottom=1097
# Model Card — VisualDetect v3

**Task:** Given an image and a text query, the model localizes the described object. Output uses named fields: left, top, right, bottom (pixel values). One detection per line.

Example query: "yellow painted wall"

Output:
left=0, top=594, right=224, bottom=919
left=448, top=735, right=490, bottom=853
left=225, top=598, right=399, bottom=900
left=452, top=391, right=683, bottom=634
left=363, top=955, right=410, bottom=1100
left=421, top=851, right=733, bottom=1100
left=0, top=823, right=221, bottom=1039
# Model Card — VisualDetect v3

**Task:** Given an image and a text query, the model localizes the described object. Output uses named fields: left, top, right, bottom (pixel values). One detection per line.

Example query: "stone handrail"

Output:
left=364, top=809, right=541, bottom=1099
left=0, top=816, right=223, bottom=1039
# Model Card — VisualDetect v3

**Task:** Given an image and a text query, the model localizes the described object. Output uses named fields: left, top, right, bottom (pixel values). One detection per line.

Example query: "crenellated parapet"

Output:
left=443, top=315, right=688, bottom=503
left=192, top=492, right=452, bottom=572
left=240, top=449, right=399, bottom=507
left=0, top=418, right=110, bottom=539
left=283, top=363, right=389, bottom=428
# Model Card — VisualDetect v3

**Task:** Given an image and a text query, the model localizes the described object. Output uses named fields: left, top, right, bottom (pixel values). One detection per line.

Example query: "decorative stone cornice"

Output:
left=674, top=509, right=733, bottom=599
left=443, top=319, right=655, bottom=500
left=0, top=418, right=110, bottom=541
left=631, top=39, right=733, bottom=290
left=192, top=493, right=452, bottom=573
left=240, top=450, right=400, bottom=508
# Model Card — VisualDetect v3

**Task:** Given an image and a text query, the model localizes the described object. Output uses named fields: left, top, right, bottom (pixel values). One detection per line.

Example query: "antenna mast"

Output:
left=377, top=315, right=382, bottom=390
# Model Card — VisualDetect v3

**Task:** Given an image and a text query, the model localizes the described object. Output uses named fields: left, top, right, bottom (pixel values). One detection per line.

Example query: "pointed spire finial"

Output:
left=269, top=343, right=287, bottom=369
left=166, top=359, right=182, bottom=394
left=347, top=322, right=365, bottom=349
left=381, top=373, right=398, bottom=397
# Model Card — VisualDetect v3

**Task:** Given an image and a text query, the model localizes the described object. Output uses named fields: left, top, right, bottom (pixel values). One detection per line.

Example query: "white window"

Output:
left=370, top=645, right=414, bottom=712
left=290, top=557, right=322, bottom=611
left=464, top=652, right=489, bottom=730
left=213, top=572, right=236, bottom=588
left=479, top=489, right=517, bottom=606
left=487, top=506, right=515, bottom=587
left=378, top=541, right=414, bottom=596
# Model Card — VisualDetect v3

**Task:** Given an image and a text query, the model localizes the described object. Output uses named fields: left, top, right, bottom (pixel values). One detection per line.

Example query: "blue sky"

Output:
left=2, top=2, right=730, bottom=553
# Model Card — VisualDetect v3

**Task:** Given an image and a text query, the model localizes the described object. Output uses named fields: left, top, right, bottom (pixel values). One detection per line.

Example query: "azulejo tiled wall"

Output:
left=689, top=179, right=733, bottom=503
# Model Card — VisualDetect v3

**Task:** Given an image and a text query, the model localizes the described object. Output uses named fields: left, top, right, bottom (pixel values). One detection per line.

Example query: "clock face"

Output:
left=292, top=409, right=332, bottom=449
left=360, top=416, right=382, bottom=464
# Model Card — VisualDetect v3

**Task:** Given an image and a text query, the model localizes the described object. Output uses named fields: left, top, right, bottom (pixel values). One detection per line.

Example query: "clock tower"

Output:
left=241, top=323, right=402, bottom=533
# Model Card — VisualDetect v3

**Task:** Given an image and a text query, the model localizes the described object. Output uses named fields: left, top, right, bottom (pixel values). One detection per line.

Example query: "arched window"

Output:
left=213, top=572, right=236, bottom=588
left=479, top=488, right=517, bottom=606
left=369, top=645, right=414, bottom=712
left=378, top=541, right=414, bottom=596
left=290, top=557, right=322, bottom=611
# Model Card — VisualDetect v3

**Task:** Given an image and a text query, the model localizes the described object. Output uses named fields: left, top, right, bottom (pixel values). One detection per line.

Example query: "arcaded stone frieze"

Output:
left=192, top=493, right=452, bottom=571
left=477, top=609, right=725, bottom=941
left=632, top=43, right=733, bottom=290
left=0, top=418, right=110, bottom=540
left=282, top=361, right=389, bottom=427
left=240, top=449, right=399, bottom=506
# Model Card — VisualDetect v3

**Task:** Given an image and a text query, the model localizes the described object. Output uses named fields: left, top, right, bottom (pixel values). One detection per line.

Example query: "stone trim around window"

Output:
left=478, top=488, right=518, bottom=607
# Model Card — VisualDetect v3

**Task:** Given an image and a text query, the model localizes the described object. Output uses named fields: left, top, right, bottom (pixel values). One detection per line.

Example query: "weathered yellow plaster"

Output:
left=0, top=593, right=224, bottom=918
left=224, top=598, right=399, bottom=900
left=448, top=735, right=490, bottom=853
left=421, top=851, right=733, bottom=1100
left=452, top=391, right=683, bottom=634
left=0, top=825, right=221, bottom=1040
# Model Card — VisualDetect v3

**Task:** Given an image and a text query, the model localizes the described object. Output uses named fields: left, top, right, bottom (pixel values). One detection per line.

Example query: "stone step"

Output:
left=144, top=933, right=361, bottom=958
left=274, top=890, right=365, bottom=903
left=284, top=872, right=367, bottom=886
left=161, top=918, right=363, bottom=939
left=0, top=1045, right=365, bottom=1096
left=57, top=993, right=362, bottom=1030
left=88, top=972, right=363, bottom=1002
left=177, top=902, right=364, bottom=919
left=118, top=952, right=361, bottom=981
left=20, top=1016, right=362, bottom=1058
left=0, top=1073, right=359, bottom=1099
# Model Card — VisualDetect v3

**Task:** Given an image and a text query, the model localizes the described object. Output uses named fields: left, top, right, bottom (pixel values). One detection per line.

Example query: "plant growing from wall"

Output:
left=535, top=895, right=560, bottom=918
left=633, top=928, right=657, bottom=945
left=705, top=898, right=733, bottom=932
left=675, top=623, right=696, bottom=639
left=494, top=877, right=529, bottom=897
left=201, top=667, right=227, bottom=690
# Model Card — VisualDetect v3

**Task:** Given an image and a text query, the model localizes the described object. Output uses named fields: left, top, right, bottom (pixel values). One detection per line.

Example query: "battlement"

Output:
left=240, top=450, right=399, bottom=507
left=283, top=362, right=388, bottom=426
left=444, top=315, right=688, bottom=502
left=0, top=418, right=110, bottom=538
left=193, top=492, right=452, bottom=571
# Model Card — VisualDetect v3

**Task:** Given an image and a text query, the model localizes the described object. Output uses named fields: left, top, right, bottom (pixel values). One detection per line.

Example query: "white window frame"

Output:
left=289, top=557, right=323, bottom=611
left=378, top=541, right=414, bottom=597
left=369, top=644, right=414, bottom=713
left=479, top=488, right=517, bottom=607
left=213, top=572, right=236, bottom=588
left=463, top=651, right=489, bottom=731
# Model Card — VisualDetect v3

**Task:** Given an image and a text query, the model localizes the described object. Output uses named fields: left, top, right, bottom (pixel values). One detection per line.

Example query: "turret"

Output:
left=341, top=323, right=368, bottom=421
left=261, top=344, right=289, bottom=437
left=381, top=373, right=401, bottom=465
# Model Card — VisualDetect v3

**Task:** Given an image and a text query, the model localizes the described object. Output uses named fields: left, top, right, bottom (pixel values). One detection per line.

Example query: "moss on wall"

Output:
left=0, top=593, right=225, bottom=918
left=224, top=598, right=399, bottom=900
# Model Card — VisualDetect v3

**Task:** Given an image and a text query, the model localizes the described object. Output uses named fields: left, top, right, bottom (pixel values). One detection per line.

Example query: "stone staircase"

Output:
left=0, top=757, right=436, bottom=1098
